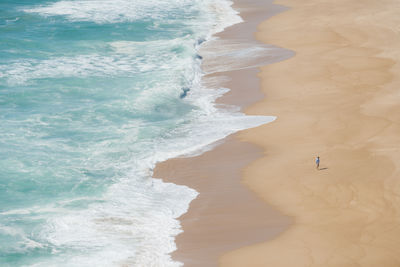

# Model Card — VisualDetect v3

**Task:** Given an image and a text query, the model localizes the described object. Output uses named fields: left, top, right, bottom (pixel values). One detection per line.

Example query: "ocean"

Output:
left=0, top=0, right=274, bottom=266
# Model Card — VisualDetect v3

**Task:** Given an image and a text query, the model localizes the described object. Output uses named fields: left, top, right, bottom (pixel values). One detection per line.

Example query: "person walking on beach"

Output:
left=316, top=156, right=320, bottom=170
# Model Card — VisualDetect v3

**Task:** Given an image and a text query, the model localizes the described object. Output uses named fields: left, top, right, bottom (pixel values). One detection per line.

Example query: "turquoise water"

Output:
left=0, top=0, right=273, bottom=266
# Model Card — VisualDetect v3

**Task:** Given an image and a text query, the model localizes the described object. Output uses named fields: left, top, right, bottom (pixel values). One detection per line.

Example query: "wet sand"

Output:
left=154, top=0, right=292, bottom=266
left=221, top=0, right=400, bottom=266
left=154, top=137, right=289, bottom=266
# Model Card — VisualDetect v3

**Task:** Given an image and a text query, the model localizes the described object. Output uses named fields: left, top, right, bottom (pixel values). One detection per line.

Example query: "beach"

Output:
left=158, top=0, right=400, bottom=266
left=222, top=0, right=400, bottom=266
left=2, top=0, right=399, bottom=265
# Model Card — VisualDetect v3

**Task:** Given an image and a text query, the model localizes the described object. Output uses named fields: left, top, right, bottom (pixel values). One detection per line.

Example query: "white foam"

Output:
left=23, top=0, right=241, bottom=30
left=203, top=0, right=243, bottom=36
left=0, top=46, right=190, bottom=86
left=0, top=55, right=131, bottom=85
left=0, top=224, right=23, bottom=236
left=24, top=0, right=170, bottom=24
left=23, top=0, right=242, bottom=51
left=200, top=39, right=294, bottom=74
left=29, top=177, right=197, bottom=266
left=0, top=224, right=46, bottom=253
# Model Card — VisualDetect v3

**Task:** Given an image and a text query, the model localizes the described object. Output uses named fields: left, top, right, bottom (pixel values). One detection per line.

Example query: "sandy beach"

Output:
left=158, top=0, right=400, bottom=266
left=221, top=0, right=400, bottom=266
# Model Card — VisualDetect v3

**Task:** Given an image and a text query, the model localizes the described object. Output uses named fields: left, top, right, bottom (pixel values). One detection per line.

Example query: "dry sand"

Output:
left=221, top=0, right=400, bottom=266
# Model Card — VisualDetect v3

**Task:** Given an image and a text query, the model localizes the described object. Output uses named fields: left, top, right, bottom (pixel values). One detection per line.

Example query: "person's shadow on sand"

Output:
left=319, top=167, right=328, bottom=170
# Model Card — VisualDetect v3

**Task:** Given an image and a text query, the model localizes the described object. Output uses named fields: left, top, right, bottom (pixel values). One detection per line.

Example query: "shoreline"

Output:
left=154, top=0, right=293, bottom=266
left=222, top=0, right=400, bottom=266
